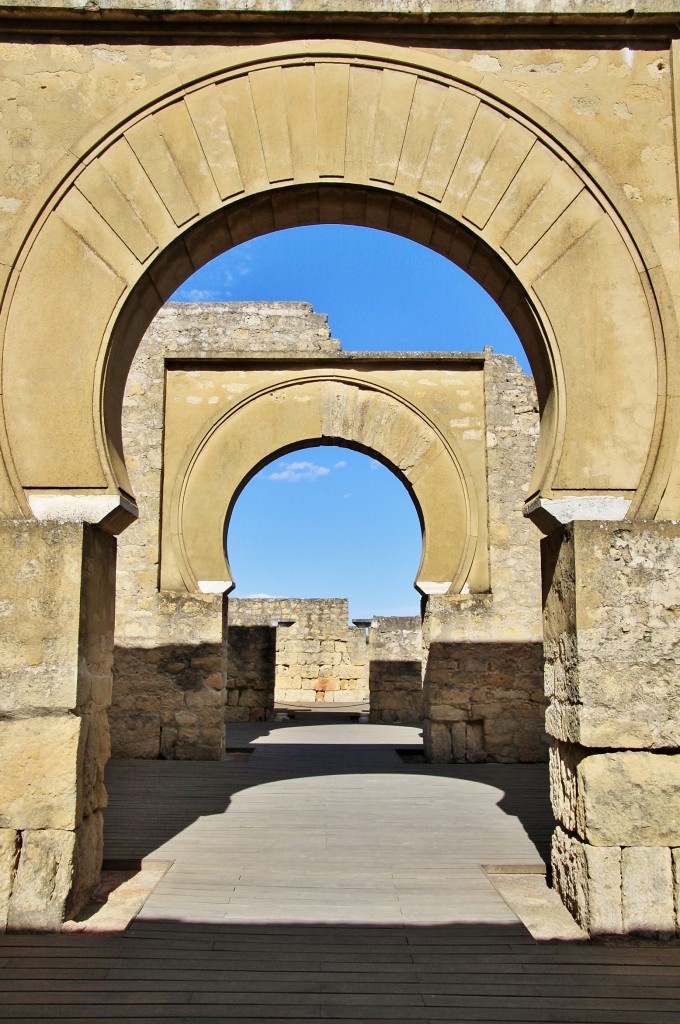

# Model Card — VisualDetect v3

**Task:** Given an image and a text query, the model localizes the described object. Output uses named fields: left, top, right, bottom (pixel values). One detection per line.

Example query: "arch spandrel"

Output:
left=161, top=374, right=483, bottom=599
left=0, top=42, right=675, bottom=525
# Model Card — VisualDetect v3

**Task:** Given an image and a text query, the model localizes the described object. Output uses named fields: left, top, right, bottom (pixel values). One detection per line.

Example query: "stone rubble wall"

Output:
left=227, top=598, right=369, bottom=714
left=368, top=617, right=423, bottom=725
left=423, top=354, right=547, bottom=764
left=110, top=304, right=340, bottom=754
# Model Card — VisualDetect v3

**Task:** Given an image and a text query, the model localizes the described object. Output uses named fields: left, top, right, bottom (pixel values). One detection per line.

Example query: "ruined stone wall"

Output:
left=423, top=354, right=547, bottom=763
left=227, top=598, right=369, bottom=712
left=223, top=624, right=276, bottom=724
left=110, top=304, right=340, bottom=755
left=368, top=617, right=423, bottom=725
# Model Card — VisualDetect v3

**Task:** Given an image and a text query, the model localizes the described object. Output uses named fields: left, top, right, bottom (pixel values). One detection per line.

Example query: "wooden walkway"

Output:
left=1, top=717, right=679, bottom=1022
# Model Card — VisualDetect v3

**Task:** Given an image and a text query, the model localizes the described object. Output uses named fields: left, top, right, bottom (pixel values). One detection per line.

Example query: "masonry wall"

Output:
left=368, top=617, right=423, bottom=725
left=110, top=303, right=340, bottom=756
left=227, top=598, right=369, bottom=714
left=111, top=302, right=545, bottom=763
left=423, top=354, right=547, bottom=763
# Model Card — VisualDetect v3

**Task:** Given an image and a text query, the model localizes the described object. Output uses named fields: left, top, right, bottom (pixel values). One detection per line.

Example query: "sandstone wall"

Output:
left=368, top=617, right=423, bottom=725
left=227, top=598, right=369, bottom=713
left=110, top=303, right=339, bottom=755
left=423, top=354, right=547, bottom=763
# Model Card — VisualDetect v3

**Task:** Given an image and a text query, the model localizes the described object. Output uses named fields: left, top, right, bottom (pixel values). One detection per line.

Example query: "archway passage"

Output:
left=1, top=42, right=675, bottom=530
left=2, top=27, right=680, bottom=941
left=160, top=352, right=486, bottom=598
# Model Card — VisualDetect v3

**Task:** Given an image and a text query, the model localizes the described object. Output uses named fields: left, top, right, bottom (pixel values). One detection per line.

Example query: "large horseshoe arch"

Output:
left=0, top=40, right=677, bottom=531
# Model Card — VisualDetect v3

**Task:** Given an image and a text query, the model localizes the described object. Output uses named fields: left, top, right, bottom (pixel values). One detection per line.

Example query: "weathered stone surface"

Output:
left=551, top=825, right=623, bottom=937
left=109, top=711, right=160, bottom=758
left=580, top=752, right=680, bottom=847
left=543, top=522, right=680, bottom=749
left=0, top=716, right=82, bottom=830
left=0, top=521, right=115, bottom=715
left=622, top=846, right=675, bottom=936
left=6, top=812, right=103, bottom=930
left=79, top=711, right=110, bottom=819
left=423, top=639, right=546, bottom=763
left=8, top=829, right=74, bottom=930
left=0, top=830, right=19, bottom=933
left=423, top=721, right=452, bottom=764
left=551, top=746, right=680, bottom=847
left=368, top=617, right=423, bottom=725
left=673, top=849, right=680, bottom=933
left=228, top=599, right=369, bottom=710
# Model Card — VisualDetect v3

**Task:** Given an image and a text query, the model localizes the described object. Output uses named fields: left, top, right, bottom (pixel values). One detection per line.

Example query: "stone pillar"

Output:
left=0, top=521, right=116, bottom=930
left=543, top=521, right=680, bottom=937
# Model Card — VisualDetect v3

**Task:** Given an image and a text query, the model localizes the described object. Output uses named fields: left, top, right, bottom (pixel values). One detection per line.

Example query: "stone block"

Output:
left=79, top=710, right=110, bottom=819
left=424, top=721, right=452, bottom=763
left=551, top=825, right=623, bottom=936
left=622, top=847, right=675, bottom=936
left=673, top=849, right=680, bottom=933
left=578, top=751, right=680, bottom=847
left=7, top=812, right=102, bottom=930
left=542, top=522, right=680, bottom=749
left=0, top=830, right=19, bottom=932
left=0, top=715, right=82, bottom=830
left=0, top=521, right=115, bottom=715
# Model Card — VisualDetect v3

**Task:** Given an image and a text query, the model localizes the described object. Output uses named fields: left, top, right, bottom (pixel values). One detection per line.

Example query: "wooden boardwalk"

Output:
left=1, top=717, right=679, bottom=1022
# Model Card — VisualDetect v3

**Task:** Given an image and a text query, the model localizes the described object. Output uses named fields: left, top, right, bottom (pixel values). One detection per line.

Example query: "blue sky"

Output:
left=171, top=225, right=525, bottom=618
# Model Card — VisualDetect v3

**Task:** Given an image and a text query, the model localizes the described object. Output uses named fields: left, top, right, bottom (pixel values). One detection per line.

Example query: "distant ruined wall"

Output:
left=227, top=598, right=369, bottom=715
left=422, top=354, right=547, bottom=763
left=110, top=304, right=339, bottom=757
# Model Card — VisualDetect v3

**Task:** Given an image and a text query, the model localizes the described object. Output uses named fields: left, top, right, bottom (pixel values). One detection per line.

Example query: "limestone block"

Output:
left=174, top=727, right=224, bottom=761
left=551, top=825, right=623, bottom=936
left=6, top=812, right=102, bottom=930
left=542, top=523, right=680, bottom=748
left=0, top=522, right=115, bottom=715
left=0, top=715, right=82, bottom=830
left=549, top=741, right=579, bottom=834
left=622, top=847, right=675, bottom=936
left=8, top=829, right=76, bottom=930
left=79, top=710, right=110, bottom=819
left=673, top=849, right=680, bottom=933
left=0, top=830, right=19, bottom=932
left=578, top=751, right=680, bottom=847
left=424, top=721, right=452, bottom=763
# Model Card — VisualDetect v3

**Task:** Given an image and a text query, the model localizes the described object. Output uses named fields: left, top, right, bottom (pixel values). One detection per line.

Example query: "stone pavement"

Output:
left=1, top=716, right=679, bottom=1021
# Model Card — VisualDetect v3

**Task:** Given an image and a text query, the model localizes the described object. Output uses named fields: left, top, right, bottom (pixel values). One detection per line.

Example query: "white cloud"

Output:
left=182, top=287, right=219, bottom=301
left=268, top=460, right=331, bottom=482
left=334, top=460, right=347, bottom=469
